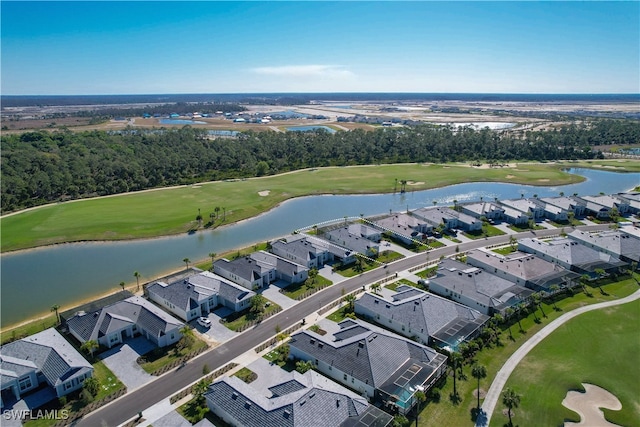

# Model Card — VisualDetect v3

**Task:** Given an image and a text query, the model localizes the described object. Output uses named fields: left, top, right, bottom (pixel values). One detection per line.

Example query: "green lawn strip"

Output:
left=337, top=251, right=404, bottom=277
left=2, top=162, right=592, bottom=252
left=417, top=278, right=638, bottom=427
left=222, top=300, right=282, bottom=332
left=385, top=278, right=418, bottom=292
left=462, top=224, right=506, bottom=240
left=491, top=246, right=516, bottom=256
left=1, top=314, right=58, bottom=345
left=281, top=276, right=332, bottom=299
left=492, top=300, right=639, bottom=427
left=139, top=337, right=208, bottom=374
left=233, top=367, right=258, bottom=384
left=416, top=266, right=438, bottom=279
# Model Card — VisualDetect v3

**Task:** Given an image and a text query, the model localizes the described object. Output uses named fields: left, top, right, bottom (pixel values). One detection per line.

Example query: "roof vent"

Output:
left=284, top=409, right=291, bottom=418
left=232, top=392, right=238, bottom=400
left=245, top=401, right=252, bottom=409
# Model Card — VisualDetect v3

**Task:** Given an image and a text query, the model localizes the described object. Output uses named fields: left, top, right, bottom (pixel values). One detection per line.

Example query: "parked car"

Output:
left=197, top=317, right=211, bottom=328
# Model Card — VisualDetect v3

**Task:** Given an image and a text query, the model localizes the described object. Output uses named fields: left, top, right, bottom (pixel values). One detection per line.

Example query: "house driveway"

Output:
left=99, top=336, right=156, bottom=391
left=319, top=264, right=347, bottom=283
left=196, top=307, right=240, bottom=343
left=260, top=282, right=297, bottom=310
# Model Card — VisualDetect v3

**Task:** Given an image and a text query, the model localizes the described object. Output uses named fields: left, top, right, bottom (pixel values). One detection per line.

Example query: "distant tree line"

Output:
left=2, top=119, right=639, bottom=212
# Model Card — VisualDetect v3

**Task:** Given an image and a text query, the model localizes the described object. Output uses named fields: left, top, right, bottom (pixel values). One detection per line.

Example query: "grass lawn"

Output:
left=222, top=300, right=282, bottom=332
left=416, top=278, right=638, bottom=427
left=338, top=251, right=404, bottom=277
left=139, top=337, right=208, bottom=374
left=491, top=299, right=639, bottom=427
left=2, top=162, right=594, bottom=252
left=1, top=314, right=58, bottom=345
left=281, top=275, right=332, bottom=299
left=491, top=246, right=517, bottom=256
left=416, top=266, right=438, bottom=279
left=233, top=367, right=258, bottom=384
left=385, top=278, right=417, bottom=291
left=462, top=224, right=506, bottom=240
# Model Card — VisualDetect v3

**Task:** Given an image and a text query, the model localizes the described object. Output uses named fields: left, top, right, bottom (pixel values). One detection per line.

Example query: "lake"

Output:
left=159, top=119, right=207, bottom=125
left=286, top=125, right=337, bottom=133
left=1, top=168, right=638, bottom=326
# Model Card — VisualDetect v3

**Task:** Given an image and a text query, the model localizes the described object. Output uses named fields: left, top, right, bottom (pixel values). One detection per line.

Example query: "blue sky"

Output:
left=2, top=1, right=639, bottom=95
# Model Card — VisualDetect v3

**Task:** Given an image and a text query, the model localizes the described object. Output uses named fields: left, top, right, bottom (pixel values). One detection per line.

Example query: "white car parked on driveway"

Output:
left=197, top=317, right=211, bottom=328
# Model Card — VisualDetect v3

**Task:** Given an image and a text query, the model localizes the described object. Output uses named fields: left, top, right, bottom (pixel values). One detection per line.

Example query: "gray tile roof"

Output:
left=214, top=257, right=267, bottom=283
left=461, top=202, right=504, bottom=218
left=250, top=251, right=308, bottom=279
left=568, top=229, right=640, bottom=262
left=373, top=213, right=427, bottom=237
left=430, top=258, right=533, bottom=310
left=289, top=319, right=444, bottom=390
left=324, top=227, right=379, bottom=255
left=466, top=249, right=579, bottom=290
left=0, top=328, right=92, bottom=388
left=412, top=207, right=480, bottom=228
left=148, top=272, right=254, bottom=311
left=66, top=296, right=183, bottom=343
left=541, top=196, right=586, bottom=212
left=518, top=237, right=627, bottom=272
left=205, top=369, right=378, bottom=427
left=355, top=286, right=488, bottom=343
left=271, top=236, right=324, bottom=264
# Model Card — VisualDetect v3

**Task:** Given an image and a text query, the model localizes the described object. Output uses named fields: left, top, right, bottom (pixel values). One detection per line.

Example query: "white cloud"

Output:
left=251, top=64, right=355, bottom=79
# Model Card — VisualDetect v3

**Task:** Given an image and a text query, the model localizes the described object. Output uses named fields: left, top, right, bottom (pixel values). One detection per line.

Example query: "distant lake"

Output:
left=287, top=125, right=337, bottom=133
left=159, top=119, right=207, bottom=125
left=1, top=168, right=638, bottom=327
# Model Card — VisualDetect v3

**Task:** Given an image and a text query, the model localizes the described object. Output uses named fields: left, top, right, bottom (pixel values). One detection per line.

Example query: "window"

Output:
left=19, top=377, right=32, bottom=391
left=344, top=374, right=347, bottom=381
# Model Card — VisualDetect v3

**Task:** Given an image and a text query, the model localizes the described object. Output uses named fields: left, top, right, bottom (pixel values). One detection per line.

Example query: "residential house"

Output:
left=581, top=195, right=630, bottom=215
left=147, top=271, right=255, bottom=322
left=617, top=192, right=640, bottom=214
left=541, top=196, right=587, bottom=218
left=288, top=319, right=447, bottom=415
left=498, top=199, right=545, bottom=221
left=412, top=207, right=482, bottom=232
left=575, top=196, right=611, bottom=219
left=213, top=257, right=273, bottom=290
left=270, top=235, right=355, bottom=268
left=568, top=229, right=640, bottom=264
left=66, top=296, right=184, bottom=349
left=348, top=223, right=382, bottom=242
left=355, top=285, right=489, bottom=349
left=323, top=226, right=380, bottom=257
left=499, top=205, right=530, bottom=225
left=466, top=249, right=580, bottom=292
left=249, top=251, right=309, bottom=284
left=205, top=368, right=392, bottom=427
left=428, top=259, right=533, bottom=315
left=1, top=328, right=93, bottom=408
left=518, top=237, right=627, bottom=277
left=460, top=202, right=505, bottom=222
left=372, top=213, right=432, bottom=245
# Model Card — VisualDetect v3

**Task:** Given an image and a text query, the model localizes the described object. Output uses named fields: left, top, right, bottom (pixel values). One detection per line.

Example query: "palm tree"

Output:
left=81, top=340, right=99, bottom=359
left=209, top=252, right=216, bottom=270
left=549, top=285, right=560, bottom=310
left=119, top=281, right=125, bottom=292
left=449, top=351, right=463, bottom=401
left=471, top=364, right=487, bottom=411
left=414, top=390, right=426, bottom=426
left=343, top=293, right=356, bottom=311
left=214, top=206, right=221, bottom=219
left=531, top=292, right=545, bottom=319
left=308, top=268, right=319, bottom=285
left=504, top=307, right=514, bottom=339
left=192, top=379, right=210, bottom=404
left=134, top=271, right=141, bottom=291
left=370, top=282, right=381, bottom=295
left=51, top=304, right=61, bottom=324
left=183, top=258, right=191, bottom=269
left=515, top=303, right=525, bottom=332
left=502, top=388, right=521, bottom=427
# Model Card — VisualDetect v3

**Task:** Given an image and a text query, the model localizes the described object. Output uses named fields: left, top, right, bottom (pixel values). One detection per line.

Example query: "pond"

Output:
left=1, top=168, right=638, bottom=326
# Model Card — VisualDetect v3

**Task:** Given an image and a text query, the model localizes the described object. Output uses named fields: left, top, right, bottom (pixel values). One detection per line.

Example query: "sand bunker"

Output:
left=538, top=178, right=550, bottom=182
left=505, top=175, right=516, bottom=179
left=562, top=383, right=622, bottom=427
left=258, top=190, right=270, bottom=197
left=407, top=181, right=425, bottom=186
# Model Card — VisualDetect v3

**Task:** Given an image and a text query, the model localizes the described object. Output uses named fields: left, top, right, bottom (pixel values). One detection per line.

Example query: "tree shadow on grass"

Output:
left=449, top=392, right=462, bottom=405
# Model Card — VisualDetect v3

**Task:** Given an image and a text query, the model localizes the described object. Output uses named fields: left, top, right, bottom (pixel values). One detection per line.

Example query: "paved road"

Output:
left=475, top=287, right=640, bottom=427
left=76, top=225, right=608, bottom=427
